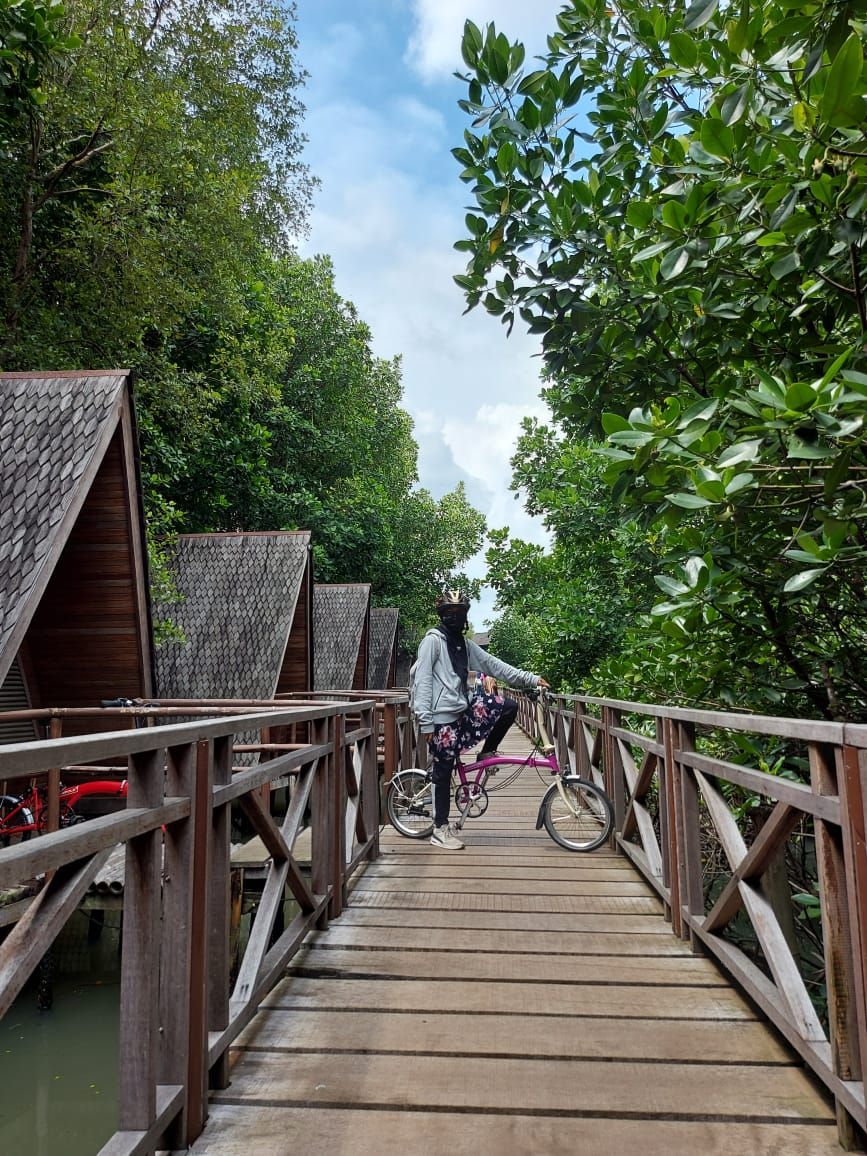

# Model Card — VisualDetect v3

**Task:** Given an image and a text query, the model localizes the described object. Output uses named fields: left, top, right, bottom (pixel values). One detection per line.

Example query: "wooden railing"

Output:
left=521, top=691, right=867, bottom=1148
left=0, top=699, right=381, bottom=1154
left=0, top=693, right=421, bottom=829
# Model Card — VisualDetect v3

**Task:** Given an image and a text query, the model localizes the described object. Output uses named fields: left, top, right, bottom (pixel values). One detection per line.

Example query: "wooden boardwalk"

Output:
left=190, top=729, right=848, bottom=1155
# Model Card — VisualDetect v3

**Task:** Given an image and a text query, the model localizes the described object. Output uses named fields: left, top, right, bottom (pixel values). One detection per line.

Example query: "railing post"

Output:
left=661, top=716, right=682, bottom=938
left=401, top=703, right=416, bottom=772
left=605, top=707, right=626, bottom=839
left=814, top=741, right=867, bottom=1148
left=311, top=715, right=333, bottom=932
left=159, top=741, right=197, bottom=1149
left=118, top=747, right=164, bottom=1134
left=46, top=716, right=62, bottom=835
left=183, top=740, right=214, bottom=1145
left=208, top=735, right=232, bottom=1091
left=362, top=705, right=380, bottom=860
left=330, top=711, right=346, bottom=919
left=575, top=701, right=591, bottom=779
left=676, top=721, right=703, bottom=950
left=383, top=703, right=397, bottom=785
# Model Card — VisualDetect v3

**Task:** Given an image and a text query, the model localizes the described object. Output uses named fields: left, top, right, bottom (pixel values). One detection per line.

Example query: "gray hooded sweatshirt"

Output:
left=413, top=629, right=541, bottom=734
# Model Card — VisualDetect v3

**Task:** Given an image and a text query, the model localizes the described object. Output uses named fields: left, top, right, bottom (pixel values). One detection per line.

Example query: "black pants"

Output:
left=430, top=695, right=519, bottom=827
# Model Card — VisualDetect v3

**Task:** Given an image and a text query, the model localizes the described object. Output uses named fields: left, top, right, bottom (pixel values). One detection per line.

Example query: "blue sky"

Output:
left=293, top=0, right=567, bottom=624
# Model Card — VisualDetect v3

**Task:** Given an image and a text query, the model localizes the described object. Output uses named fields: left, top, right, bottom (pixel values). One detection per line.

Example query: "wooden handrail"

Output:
left=0, top=697, right=420, bottom=1154
left=517, top=690, right=867, bottom=1148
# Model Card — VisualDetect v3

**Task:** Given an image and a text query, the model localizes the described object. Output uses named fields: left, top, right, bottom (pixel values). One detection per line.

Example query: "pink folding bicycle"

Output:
left=386, top=733, right=613, bottom=852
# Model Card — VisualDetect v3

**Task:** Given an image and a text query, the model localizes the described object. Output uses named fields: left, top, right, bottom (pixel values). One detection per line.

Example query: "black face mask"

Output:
left=436, top=611, right=469, bottom=695
left=439, top=608, right=468, bottom=633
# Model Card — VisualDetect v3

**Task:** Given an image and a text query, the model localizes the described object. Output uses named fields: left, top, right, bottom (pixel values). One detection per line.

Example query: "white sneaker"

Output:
left=431, top=823, right=465, bottom=850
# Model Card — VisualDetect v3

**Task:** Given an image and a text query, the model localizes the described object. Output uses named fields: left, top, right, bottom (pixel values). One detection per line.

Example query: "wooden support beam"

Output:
left=812, top=743, right=867, bottom=1148
left=185, top=741, right=213, bottom=1145
left=0, top=849, right=111, bottom=1017
left=239, top=791, right=291, bottom=863
left=208, top=736, right=232, bottom=1091
left=697, top=770, right=825, bottom=1044
left=118, top=747, right=164, bottom=1133
left=158, top=742, right=197, bottom=1150
left=703, top=802, right=801, bottom=933
left=0, top=801, right=189, bottom=891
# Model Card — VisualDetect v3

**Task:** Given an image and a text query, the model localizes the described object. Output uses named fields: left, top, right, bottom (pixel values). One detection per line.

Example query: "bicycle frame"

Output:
left=450, top=749, right=560, bottom=828
left=0, top=778, right=127, bottom=839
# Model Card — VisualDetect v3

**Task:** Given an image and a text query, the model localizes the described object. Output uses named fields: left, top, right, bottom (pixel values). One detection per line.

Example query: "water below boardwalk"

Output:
left=0, top=915, right=121, bottom=1156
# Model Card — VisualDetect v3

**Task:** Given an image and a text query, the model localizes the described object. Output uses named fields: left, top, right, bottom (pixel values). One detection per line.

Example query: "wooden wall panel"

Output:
left=24, top=430, right=148, bottom=731
left=277, top=561, right=313, bottom=695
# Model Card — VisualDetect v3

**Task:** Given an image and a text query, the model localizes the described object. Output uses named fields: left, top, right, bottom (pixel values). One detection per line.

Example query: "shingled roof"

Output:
left=313, top=584, right=371, bottom=691
left=154, top=532, right=312, bottom=700
left=368, top=607, right=399, bottom=689
left=0, top=371, right=153, bottom=734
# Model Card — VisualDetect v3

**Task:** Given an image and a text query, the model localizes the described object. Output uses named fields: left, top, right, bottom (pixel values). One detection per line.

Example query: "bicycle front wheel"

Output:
left=386, top=770, right=434, bottom=839
left=542, top=778, right=613, bottom=852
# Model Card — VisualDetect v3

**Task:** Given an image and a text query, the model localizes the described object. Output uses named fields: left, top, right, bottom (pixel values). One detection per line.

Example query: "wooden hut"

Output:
left=0, top=370, right=153, bottom=741
left=313, top=584, right=371, bottom=691
left=153, top=531, right=313, bottom=700
left=367, top=607, right=399, bottom=690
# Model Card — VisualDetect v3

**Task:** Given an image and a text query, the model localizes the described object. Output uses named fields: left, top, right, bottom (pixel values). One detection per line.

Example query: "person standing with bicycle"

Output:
left=412, top=590, right=548, bottom=850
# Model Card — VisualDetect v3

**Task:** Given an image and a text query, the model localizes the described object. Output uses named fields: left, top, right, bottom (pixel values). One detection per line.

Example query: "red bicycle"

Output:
left=0, top=778, right=128, bottom=844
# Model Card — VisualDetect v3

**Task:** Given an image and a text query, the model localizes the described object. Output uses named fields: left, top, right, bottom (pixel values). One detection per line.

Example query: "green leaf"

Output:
left=680, top=398, right=719, bottom=425
left=770, top=250, right=801, bottom=279
left=601, top=412, right=631, bottom=434
left=654, top=574, right=690, bottom=596
left=659, top=246, right=690, bottom=279
left=626, top=201, right=654, bottom=228
left=700, top=119, right=734, bottom=159
left=717, top=439, right=761, bottom=467
left=725, top=472, right=755, bottom=495
left=784, top=380, right=815, bottom=411
left=661, top=200, right=687, bottom=230
left=684, top=0, right=720, bottom=30
left=669, top=32, right=698, bottom=68
left=720, top=84, right=750, bottom=126
left=633, top=239, right=672, bottom=262
left=727, top=0, right=750, bottom=52
left=792, top=101, right=815, bottom=132
left=666, top=492, right=713, bottom=508
left=821, top=34, right=864, bottom=122
left=497, top=142, right=517, bottom=174
left=608, top=429, right=656, bottom=447
left=787, top=437, right=833, bottom=459
left=783, top=568, right=826, bottom=593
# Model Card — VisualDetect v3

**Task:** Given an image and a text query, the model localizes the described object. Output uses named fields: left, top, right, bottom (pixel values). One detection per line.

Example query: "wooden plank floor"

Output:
left=190, top=729, right=849, bottom=1155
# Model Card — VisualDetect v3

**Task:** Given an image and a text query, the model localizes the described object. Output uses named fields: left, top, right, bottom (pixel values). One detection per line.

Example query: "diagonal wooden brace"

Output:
left=0, top=848, right=112, bottom=1017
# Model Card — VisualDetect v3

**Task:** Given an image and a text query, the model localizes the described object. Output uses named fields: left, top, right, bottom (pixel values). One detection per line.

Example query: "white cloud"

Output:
left=297, top=11, right=561, bottom=626
left=406, top=0, right=565, bottom=82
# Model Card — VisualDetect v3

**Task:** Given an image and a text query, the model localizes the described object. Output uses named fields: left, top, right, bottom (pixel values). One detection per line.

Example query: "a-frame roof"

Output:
left=154, top=531, right=312, bottom=700
left=0, top=370, right=153, bottom=710
left=368, top=607, right=399, bottom=689
left=313, top=583, right=371, bottom=691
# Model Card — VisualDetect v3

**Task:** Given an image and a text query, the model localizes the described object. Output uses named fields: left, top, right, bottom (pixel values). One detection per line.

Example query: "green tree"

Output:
left=487, top=608, right=545, bottom=674
left=486, top=429, right=656, bottom=688
left=1, top=0, right=79, bottom=130
left=1, top=0, right=311, bottom=363
left=138, top=255, right=487, bottom=655
left=455, top=3, right=867, bottom=719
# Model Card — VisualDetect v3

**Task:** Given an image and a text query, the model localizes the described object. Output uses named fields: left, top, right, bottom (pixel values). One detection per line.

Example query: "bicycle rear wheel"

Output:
left=542, top=778, right=612, bottom=852
left=386, top=770, right=434, bottom=839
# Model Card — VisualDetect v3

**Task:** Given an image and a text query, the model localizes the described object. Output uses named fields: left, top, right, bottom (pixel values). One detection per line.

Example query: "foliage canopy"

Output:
left=455, top=0, right=867, bottom=718
left=0, top=0, right=485, bottom=657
